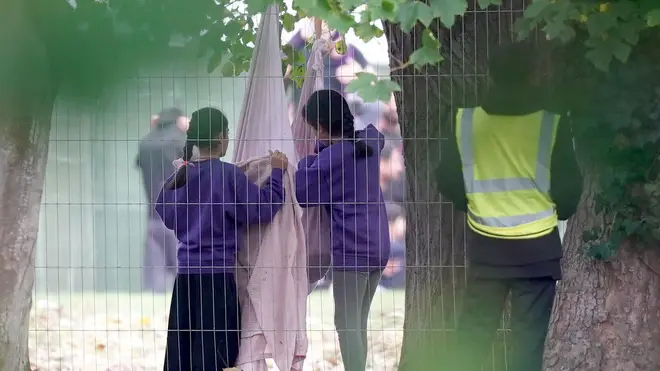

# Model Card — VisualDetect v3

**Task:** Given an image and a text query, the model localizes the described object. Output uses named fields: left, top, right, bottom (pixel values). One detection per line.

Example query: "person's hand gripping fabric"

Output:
left=269, top=150, right=289, bottom=171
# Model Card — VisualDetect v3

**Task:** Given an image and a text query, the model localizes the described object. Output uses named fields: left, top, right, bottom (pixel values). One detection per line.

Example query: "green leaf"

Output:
left=611, top=40, right=632, bottom=62
left=586, top=12, right=618, bottom=37
left=282, top=13, right=297, bottom=32
left=296, top=0, right=332, bottom=18
left=294, top=51, right=306, bottom=65
left=291, top=62, right=306, bottom=88
left=619, top=21, right=640, bottom=45
left=514, top=17, right=539, bottom=40
left=220, top=60, right=237, bottom=77
left=345, top=73, right=377, bottom=101
left=346, top=73, right=400, bottom=103
left=610, top=1, right=636, bottom=21
left=408, top=28, right=443, bottom=69
left=396, top=2, right=434, bottom=32
left=542, top=20, right=574, bottom=42
left=524, top=0, right=552, bottom=19
left=647, top=9, right=660, bottom=27
left=380, top=0, right=397, bottom=16
left=585, top=47, right=613, bottom=71
left=373, top=79, right=401, bottom=101
left=316, top=0, right=334, bottom=12
left=325, top=12, right=357, bottom=33
left=346, top=72, right=378, bottom=92
left=428, top=0, right=468, bottom=28
left=341, top=0, right=366, bottom=9
left=421, top=28, right=441, bottom=48
left=354, top=23, right=384, bottom=42
left=368, top=0, right=398, bottom=21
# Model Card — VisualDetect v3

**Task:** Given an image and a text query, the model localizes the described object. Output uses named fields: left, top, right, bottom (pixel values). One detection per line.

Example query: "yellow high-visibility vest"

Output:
left=455, top=107, right=560, bottom=239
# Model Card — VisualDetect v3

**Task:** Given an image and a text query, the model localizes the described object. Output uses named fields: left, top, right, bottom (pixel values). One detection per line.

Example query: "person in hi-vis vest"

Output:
left=436, top=41, right=583, bottom=371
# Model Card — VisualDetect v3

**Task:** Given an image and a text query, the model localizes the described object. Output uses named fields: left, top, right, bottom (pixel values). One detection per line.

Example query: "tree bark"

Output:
left=0, top=2, right=56, bottom=370
left=543, top=165, right=660, bottom=371
left=384, top=2, right=528, bottom=370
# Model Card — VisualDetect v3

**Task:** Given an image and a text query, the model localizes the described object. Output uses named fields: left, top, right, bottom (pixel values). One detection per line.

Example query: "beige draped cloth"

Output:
left=234, top=157, right=307, bottom=371
left=291, top=37, right=334, bottom=286
left=231, top=5, right=307, bottom=371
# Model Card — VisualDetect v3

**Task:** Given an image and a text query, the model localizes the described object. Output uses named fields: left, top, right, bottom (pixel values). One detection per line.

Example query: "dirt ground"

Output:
left=29, top=288, right=405, bottom=371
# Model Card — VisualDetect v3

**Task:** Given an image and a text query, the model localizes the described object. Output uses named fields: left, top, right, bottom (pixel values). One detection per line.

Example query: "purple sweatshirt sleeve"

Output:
left=297, top=154, right=317, bottom=169
left=294, top=156, right=331, bottom=207
left=288, top=30, right=306, bottom=50
left=349, top=45, right=368, bottom=68
left=228, top=166, right=286, bottom=224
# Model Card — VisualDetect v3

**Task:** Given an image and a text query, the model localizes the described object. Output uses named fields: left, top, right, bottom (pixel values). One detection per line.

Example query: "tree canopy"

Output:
left=27, top=0, right=660, bottom=259
left=33, top=0, right=660, bottom=94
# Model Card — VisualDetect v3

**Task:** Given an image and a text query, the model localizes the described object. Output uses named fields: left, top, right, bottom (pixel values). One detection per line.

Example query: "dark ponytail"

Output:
left=164, top=141, right=195, bottom=190
left=163, top=107, right=229, bottom=191
left=339, top=110, right=373, bottom=157
left=303, top=89, right=374, bottom=157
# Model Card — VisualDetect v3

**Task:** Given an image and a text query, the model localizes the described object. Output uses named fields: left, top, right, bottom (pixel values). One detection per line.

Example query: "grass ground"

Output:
left=29, top=288, right=406, bottom=370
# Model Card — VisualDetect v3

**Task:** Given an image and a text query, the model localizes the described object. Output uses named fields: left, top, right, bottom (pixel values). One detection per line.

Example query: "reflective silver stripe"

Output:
left=534, top=111, right=555, bottom=192
left=469, top=208, right=555, bottom=228
left=459, top=108, right=556, bottom=194
left=470, top=178, right=537, bottom=193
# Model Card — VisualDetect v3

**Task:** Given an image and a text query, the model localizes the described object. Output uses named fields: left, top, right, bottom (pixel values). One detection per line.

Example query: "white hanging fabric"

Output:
left=291, top=37, right=334, bottom=285
left=232, top=7, right=297, bottom=162
left=232, top=5, right=307, bottom=371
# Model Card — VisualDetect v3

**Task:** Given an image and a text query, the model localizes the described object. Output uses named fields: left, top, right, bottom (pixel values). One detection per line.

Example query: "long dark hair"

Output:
left=302, top=89, right=374, bottom=157
left=164, top=107, right=229, bottom=190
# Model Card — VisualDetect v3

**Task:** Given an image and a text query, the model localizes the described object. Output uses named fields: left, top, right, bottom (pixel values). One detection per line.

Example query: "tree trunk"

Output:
left=543, top=166, right=660, bottom=371
left=384, top=2, right=528, bottom=370
left=0, top=2, right=56, bottom=370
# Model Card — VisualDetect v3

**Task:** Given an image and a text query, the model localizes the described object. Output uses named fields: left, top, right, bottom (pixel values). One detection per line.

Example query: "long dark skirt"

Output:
left=163, top=273, right=241, bottom=371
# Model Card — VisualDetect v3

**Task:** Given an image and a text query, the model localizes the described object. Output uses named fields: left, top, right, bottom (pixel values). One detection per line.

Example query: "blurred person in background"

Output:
left=286, top=23, right=368, bottom=111
left=379, top=106, right=400, bottom=135
left=345, top=94, right=388, bottom=131
left=380, top=203, right=406, bottom=290
left=135, top=107, right=188, bottom=293
left=380, top=133, right=405, bottom=205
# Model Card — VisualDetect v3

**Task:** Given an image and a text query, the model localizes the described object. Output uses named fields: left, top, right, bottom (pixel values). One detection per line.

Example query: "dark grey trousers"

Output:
left=332, top=270, right=382, bottom=371
left=143, top=218, right=178, bottom=293
left=451, top=276, right=557, bottom=371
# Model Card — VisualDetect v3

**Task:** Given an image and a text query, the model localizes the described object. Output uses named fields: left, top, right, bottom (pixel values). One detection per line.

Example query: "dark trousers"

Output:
left=332, top=270, right=383, bottom=371
left=143, top=218, right=178, bottom=293
left=450, top=277, right=556, bottom=371
left=163, top=273, right=241, bottom=371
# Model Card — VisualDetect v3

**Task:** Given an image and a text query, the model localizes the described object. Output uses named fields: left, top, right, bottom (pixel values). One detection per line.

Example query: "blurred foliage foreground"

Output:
left=4, top=0, right=660, bottom=259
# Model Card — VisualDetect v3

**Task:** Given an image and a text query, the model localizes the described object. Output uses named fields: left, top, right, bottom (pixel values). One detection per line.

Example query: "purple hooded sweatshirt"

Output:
left=155, top=159, right=285, bottom=274
left=295, top=125, right=391, bottom=271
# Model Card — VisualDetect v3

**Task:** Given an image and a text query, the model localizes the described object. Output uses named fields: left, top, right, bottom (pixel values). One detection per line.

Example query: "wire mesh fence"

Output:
left=27, top=5, right=565, bottom=370
left=30, top=62, right=407, bottom=371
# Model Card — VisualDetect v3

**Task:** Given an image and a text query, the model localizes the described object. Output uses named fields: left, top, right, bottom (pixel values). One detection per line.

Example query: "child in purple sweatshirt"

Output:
left=155, top=107, right=288, bottom=371
left=295, top=89, right=390, bottom=371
